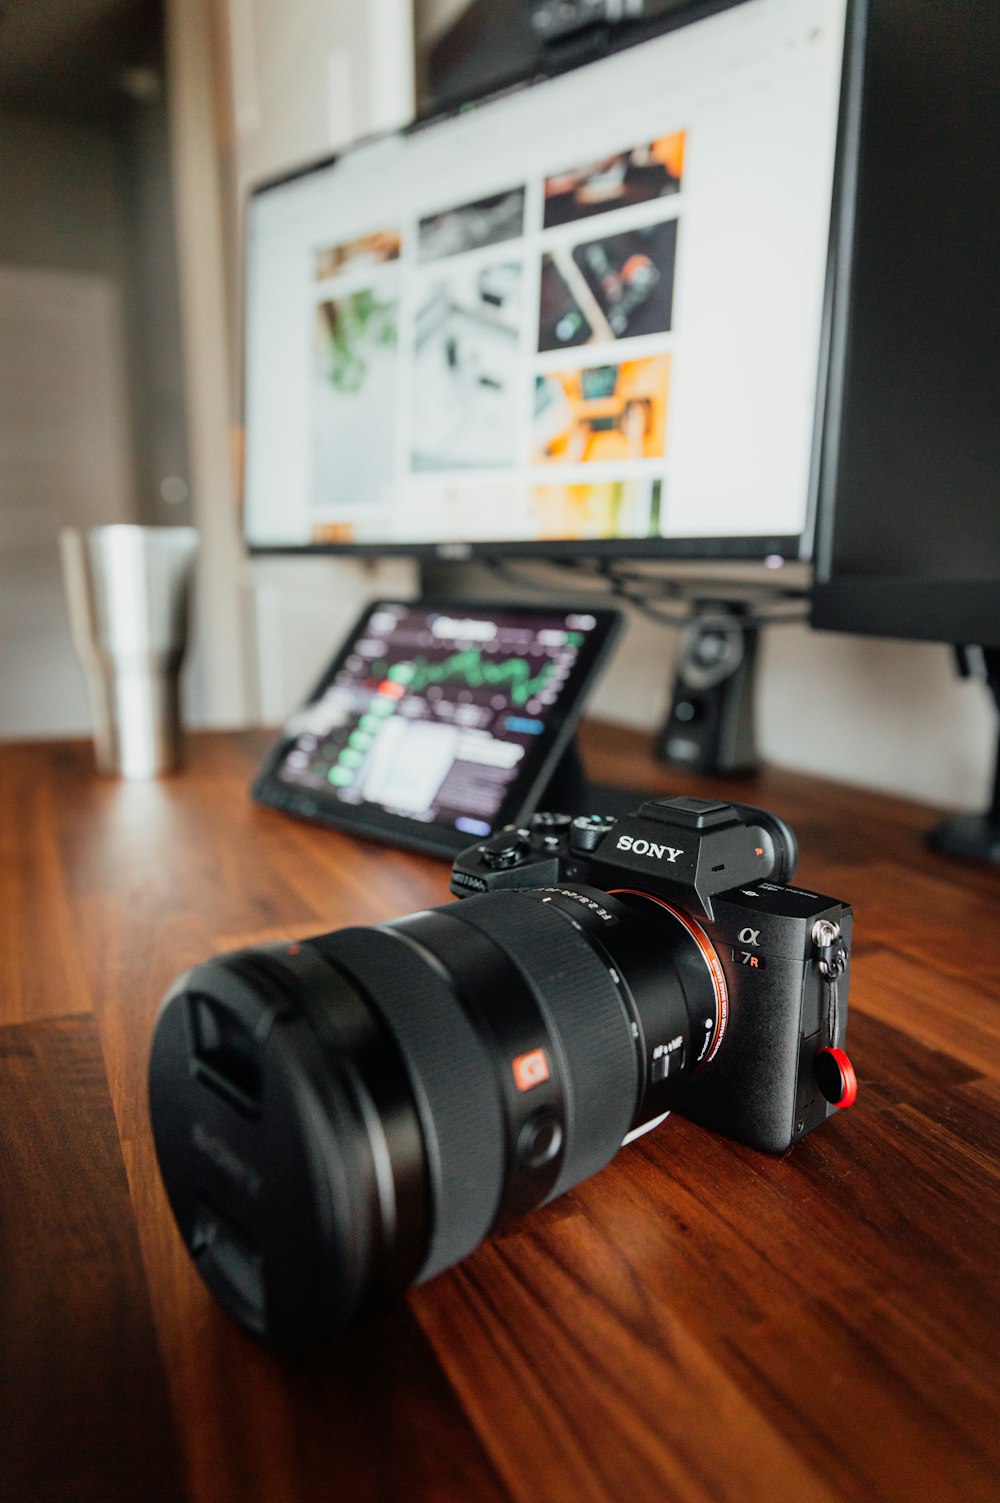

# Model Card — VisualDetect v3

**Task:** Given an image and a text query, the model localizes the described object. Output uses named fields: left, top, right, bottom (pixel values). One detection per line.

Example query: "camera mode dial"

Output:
left=570, top=813, right=617, bottom=853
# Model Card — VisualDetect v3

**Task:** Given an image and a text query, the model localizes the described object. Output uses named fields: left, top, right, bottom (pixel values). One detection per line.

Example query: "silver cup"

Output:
left=60, top=525, right=199, bottom=778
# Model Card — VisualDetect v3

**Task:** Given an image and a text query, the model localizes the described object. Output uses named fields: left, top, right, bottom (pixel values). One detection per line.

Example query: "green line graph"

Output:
left=388, top=650, right=556, bottom=707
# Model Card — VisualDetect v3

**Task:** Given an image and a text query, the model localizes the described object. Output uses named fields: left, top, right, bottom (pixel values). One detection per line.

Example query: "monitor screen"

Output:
left=243, top=0, right=848, bottom=558
left=252, top=600, right=621, bottom=855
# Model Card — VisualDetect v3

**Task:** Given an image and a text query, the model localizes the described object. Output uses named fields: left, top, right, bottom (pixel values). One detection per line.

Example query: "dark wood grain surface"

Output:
left=1, top=722, right=998, bottom=1502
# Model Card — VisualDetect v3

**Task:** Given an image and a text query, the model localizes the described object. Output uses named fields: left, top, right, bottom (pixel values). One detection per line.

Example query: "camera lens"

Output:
left=148, top=884, right=724, bottom=1344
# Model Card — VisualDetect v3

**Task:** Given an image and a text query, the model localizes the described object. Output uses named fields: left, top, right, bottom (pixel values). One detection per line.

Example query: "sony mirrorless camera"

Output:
left=148, top=795, right=855, bottom=1346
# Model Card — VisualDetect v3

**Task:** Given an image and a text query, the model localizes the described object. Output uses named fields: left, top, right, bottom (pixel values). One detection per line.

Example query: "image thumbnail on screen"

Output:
left=533, top=355, right=671, bottom=465
left=539, top=219, right=677, bottom=352
left=543, top=133, right=685, bottom=229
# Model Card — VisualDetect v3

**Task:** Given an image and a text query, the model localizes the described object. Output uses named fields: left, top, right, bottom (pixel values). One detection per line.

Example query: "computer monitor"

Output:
left=811, top=2, right=1000, bottom=651
left=808, top=0, right=1000, bottom=860
left=242, top=0, right=851, bottom=561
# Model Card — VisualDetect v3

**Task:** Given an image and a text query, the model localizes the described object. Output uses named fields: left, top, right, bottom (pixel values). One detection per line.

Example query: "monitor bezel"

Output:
left=241, top=0, right=862, bottom=566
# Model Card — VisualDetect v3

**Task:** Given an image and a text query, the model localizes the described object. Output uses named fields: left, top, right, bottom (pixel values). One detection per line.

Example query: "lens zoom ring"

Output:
left=446, top=892, right=638, bottom=1198
left=313, top=927, right=505, bottom=1283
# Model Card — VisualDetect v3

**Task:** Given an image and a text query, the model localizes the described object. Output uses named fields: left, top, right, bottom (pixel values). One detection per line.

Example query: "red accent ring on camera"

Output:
left=608, top=890, right=728, bottom=1066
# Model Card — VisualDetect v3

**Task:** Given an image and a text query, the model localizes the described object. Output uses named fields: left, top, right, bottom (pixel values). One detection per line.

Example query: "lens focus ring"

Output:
left=314, top=926, right=506, bottom=1282
left=446, top=891, right=638, bottom=1199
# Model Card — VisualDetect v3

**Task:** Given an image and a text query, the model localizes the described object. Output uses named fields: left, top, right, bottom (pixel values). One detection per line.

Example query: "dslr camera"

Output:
left=149, top=796, right=855, bottom=1345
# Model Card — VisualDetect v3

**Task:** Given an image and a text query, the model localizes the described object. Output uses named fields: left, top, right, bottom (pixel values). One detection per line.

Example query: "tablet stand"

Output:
left=533, top=737, right=652, bottom=823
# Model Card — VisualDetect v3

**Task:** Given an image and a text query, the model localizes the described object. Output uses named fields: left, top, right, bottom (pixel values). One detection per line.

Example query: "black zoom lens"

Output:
left=148, top=885, right=726, bottom=1344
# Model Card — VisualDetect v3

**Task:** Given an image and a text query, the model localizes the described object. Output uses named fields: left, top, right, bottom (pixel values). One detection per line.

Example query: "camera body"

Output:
left=451, top=795, right=854, bottom=1153
left=148, top=791, right=856, bottom=1343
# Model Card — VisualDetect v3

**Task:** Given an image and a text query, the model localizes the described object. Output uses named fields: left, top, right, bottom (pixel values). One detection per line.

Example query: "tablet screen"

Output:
left=254, top=600, right=620, bottom=854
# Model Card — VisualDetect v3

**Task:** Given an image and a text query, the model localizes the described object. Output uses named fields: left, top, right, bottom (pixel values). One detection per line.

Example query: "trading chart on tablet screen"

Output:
left=274, top=604, right=605, bottom=833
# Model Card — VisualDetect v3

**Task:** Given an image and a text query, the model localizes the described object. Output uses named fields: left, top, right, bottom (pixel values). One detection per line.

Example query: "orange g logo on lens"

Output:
left=512, top=1048, right=551, bottom=1092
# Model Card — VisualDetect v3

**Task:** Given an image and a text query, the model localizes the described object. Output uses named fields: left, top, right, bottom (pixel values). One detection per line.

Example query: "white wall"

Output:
left=599, top=605, right=994, bottom=811
left=205, top=0, right=418, bottom=725
left=758, top=627, right=994, bottom=810
left=414, top=0, right=472, bottom=48
left=0, top=113, right=128, bottom=278
left=189, top=1, right=995, bottom=814
left=0, top=115, right=138, bottom=739
left=165, top=0, right=252, bottom=726
left=117, top=79, right=193, bottom=531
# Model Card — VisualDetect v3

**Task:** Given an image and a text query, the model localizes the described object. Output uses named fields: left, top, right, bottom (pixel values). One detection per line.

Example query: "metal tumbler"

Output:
left=60, top=525, right=199, bottom=779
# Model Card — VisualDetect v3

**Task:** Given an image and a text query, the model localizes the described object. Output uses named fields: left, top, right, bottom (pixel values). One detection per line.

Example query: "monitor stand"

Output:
left=926, top=647, right=1000, bottom=865
left=538, top=737, right=652, bottom=823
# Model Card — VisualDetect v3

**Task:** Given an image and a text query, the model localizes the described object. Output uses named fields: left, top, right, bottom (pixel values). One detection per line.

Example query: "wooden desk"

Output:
left=2, top=723, right=998, bottom=1503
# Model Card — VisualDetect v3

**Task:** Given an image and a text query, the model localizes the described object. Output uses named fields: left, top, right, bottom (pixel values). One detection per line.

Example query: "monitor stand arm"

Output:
left=926, top=646, right=1000, bottom=864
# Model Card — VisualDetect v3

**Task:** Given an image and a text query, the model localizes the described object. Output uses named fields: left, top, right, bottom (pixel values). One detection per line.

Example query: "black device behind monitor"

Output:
left=252, top=600, right=623, bottom=858
left=810, top=0, right=1000, bottom=860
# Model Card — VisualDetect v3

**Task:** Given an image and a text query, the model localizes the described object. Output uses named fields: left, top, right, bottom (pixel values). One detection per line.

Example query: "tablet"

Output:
left=252, top=598, right=621, bottom=857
